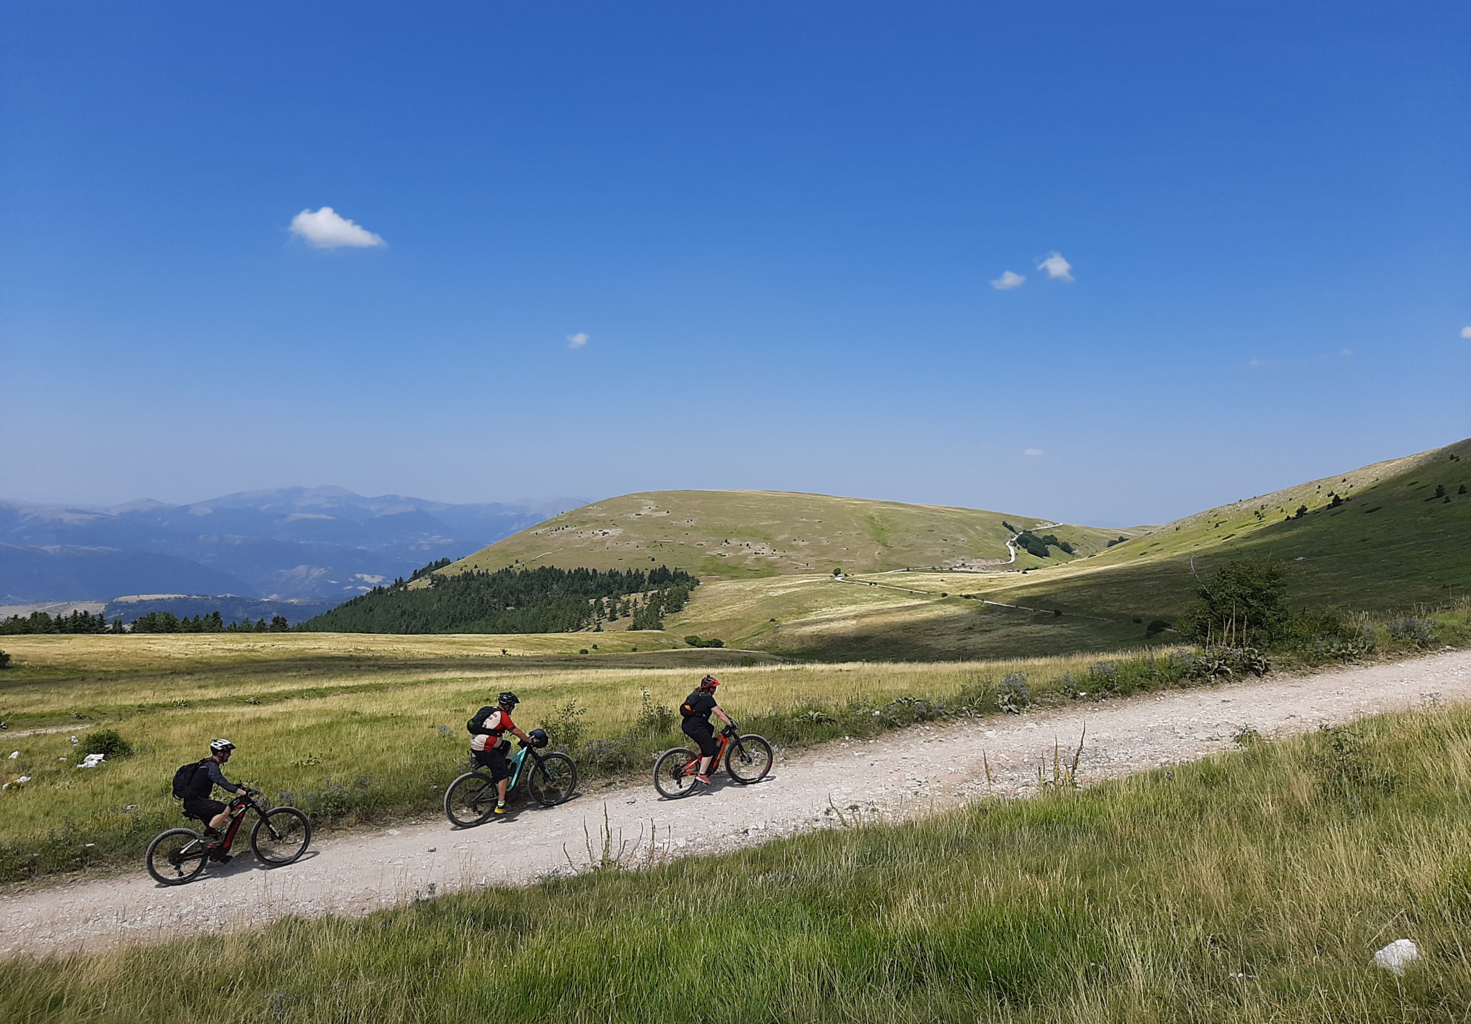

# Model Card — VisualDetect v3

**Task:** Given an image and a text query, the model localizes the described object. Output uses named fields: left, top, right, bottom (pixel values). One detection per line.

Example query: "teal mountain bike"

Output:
left=444, top=729, right=578, bottom=826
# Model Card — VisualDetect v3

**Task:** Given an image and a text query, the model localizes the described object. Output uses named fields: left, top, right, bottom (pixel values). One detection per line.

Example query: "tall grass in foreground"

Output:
left=5, top=703, right=1471, bottom=1022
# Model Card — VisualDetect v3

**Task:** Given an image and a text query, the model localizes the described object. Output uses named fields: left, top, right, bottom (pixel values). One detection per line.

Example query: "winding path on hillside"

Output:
left=3, top=650, right=1468, bottom=957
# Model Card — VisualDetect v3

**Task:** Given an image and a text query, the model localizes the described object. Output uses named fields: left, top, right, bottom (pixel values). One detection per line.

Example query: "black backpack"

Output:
left=171, top=758, right=210, bottom=799
left=467, top=706, right=496, bottom=736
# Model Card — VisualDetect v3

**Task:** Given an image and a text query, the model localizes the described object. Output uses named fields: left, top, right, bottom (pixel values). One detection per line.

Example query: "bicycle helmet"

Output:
left=497, top=691, right=520, bottom=708
left=527, top=727, right=549, bottom=749
left=699, top=675, right=721, bottom=691
left=209, top=738, right=236, bottom=755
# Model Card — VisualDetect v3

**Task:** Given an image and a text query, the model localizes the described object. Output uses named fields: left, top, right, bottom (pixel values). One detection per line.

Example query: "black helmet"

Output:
left=498, top=691, right=520, bottom=708
left=527, top=727, right=549, bottom=749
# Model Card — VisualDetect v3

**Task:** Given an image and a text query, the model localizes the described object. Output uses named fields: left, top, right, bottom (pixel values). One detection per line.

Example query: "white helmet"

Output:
left=209, top=738, right=236, bottom=754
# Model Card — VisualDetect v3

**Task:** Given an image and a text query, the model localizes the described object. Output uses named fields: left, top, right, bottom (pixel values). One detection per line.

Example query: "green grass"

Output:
left=0, top=633, right=1202, bottom=883
left=653, top=440, right=1471, bottom=659
left=984, top=437, right=1471, bottom=621
left=441, top=489, right=1127, bottom=580
left=6, top=698, right=1471, bottom=1022
left=3, top=605, right=1465, bottom=886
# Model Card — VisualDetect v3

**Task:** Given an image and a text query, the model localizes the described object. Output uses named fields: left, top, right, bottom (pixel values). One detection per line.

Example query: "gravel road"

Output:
left=3, top=649, right=1467, bottom=958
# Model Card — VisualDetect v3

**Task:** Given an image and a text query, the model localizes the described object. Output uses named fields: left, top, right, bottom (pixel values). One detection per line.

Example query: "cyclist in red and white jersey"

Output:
left=467, top=691, right=532, bottom=815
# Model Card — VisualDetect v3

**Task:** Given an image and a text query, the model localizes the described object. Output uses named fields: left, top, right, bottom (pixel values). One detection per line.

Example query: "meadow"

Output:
left=4, top=602, right=1467, bottom=886
left=4, top=693, right=1471, bottom=1021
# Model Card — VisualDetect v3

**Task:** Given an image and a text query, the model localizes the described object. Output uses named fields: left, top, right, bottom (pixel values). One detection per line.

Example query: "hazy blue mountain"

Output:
left=0, top=489, right=580, bottom=606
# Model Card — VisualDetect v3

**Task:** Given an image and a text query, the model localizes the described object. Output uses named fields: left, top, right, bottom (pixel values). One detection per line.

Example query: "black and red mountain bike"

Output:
left=145, top=788, right=311, bottom=885
left=653, top=723, right=773, bottom=798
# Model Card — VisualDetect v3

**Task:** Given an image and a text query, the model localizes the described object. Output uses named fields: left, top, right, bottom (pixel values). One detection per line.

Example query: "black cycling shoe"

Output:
left=210, top=853, right=232, bottom=864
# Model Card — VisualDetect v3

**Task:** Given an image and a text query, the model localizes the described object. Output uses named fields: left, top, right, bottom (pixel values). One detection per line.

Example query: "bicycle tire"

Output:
left=146, top=828, right=208, bottom=885
left=725, top=733, right=773, bottom=784
left=250, top=806, right=312, bottom=865
left=526, top=752, right=578, bottom=806
left=444, top=771, right=497, bottom=826
left=653, top=747, right=700, bottom=799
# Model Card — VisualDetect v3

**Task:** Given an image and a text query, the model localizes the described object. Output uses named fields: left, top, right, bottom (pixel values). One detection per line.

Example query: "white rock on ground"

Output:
left=1374, top=938, right=1420, bottom=975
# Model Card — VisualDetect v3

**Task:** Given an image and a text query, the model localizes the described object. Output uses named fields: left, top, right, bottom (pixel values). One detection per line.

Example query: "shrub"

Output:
left=79, top=729, right=132, bottom=759
left=1145, top=618, right=1171, bottom=638
left=996, top=673, right=1030, bottom=714
left=1177, top=558, right=1289, bottom=647
left=539, top=699, right=588, bottom=751
left=1386, top=617, right=1436, bottom=649
left=0, top=650, right=9, bottom=670
left=683, top=636, right=724, bottom=648
left=634, top=688, right=677, bottom=737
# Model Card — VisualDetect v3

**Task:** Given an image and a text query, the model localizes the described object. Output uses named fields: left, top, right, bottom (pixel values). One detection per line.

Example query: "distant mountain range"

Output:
left=0, top=486, right=582, bottom=610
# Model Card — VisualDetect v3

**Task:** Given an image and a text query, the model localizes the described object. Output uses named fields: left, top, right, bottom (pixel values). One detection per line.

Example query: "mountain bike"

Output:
left=653, top=723, right=773, bottom=799
left=444, top=735, right=578, bottom=827
left=145, top=789, right=311, bottom=886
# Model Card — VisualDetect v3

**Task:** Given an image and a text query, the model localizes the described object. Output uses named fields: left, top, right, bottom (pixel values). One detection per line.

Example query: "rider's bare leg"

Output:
left=698, top=755, right=713, bottom=775
left=207, top=809, right=231, bottom=832
left=497, top=777, right=511, bottom=805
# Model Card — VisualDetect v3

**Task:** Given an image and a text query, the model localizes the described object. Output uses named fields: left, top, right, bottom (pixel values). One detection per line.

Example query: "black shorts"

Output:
left=681, top=719, right=719, bottom=758
left=182, top=797, right=226, bottom=824
left=472, top=745, right=513, bottom=782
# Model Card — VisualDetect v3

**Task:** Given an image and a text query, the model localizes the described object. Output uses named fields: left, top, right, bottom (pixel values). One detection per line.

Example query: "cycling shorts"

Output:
left=681, top=719, right=719, bottom=758
left=183, top=797, right=226, bottom=824
left=472, top=746, right=513, bottom=782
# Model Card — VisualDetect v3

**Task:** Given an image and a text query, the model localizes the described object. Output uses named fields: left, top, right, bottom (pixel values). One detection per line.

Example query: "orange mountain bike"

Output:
left=653, top=723, right=773, bottom=798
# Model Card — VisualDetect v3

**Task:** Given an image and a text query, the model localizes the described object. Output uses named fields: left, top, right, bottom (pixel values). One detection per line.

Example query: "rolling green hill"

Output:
left=980, top=436, right=1471, bottom=622
left=437, top=489, right=1132, bottom=580
left=658, top=439, right=1471, bottom=658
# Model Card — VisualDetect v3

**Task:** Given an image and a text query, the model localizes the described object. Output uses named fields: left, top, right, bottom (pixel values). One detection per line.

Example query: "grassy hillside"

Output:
left=7, top=701, right=1471, bottom=1022
left=665, top=572, right=1147, bottom=660
left=439, top=489, right=1129, bottom=580
left=980, top=437, right=1471, bottom=622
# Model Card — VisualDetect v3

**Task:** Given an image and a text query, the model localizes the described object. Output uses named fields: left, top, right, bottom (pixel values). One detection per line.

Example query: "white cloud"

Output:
left=990, top=270, right=1025, bottom=290
left=1342, top=349, right=1353, bottom=357
left=289, top=207, right=387, bottom=249
left=1461, top=326, right=1471, bottom=339
left=1035, top=251, right=1074, bottom=282
left=1024, top=448, right=1043, bottom=456
left=566, top=332, right=590, bottom=349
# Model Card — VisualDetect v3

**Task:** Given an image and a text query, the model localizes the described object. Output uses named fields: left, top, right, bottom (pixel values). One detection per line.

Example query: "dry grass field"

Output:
left=0, top=632, right=1161, bottom=882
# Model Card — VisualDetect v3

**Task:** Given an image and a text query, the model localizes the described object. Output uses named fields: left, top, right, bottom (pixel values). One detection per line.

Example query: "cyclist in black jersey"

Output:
left=679, top=675, right=734, bottom=785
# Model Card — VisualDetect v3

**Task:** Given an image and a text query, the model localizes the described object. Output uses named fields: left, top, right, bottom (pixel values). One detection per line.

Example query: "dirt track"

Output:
left=2, top=649, right=1467, bottom=958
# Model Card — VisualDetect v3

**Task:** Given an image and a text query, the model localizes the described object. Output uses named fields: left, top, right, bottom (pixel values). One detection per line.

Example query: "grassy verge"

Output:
left=5, top=698, right=1471, bottom=1021
left=1, top=604, right=1465, bottom=884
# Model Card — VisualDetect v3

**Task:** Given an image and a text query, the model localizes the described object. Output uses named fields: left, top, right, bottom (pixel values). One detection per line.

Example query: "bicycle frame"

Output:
left=180, top=793, right=256, bottom=863
left=678, top=727, right=739, bottom=774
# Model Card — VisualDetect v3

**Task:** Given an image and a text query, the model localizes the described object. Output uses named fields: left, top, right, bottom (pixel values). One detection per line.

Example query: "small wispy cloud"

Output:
left=566, top=332, right=590, bottom=350
left=990, top=270, right=1025, bottom=290
left=1342, top=349, right=1353, bottom=357
left=1248, top=357, right=1282, bottom=368
left=1461, top=326, right=1471, bottom=339
left=289, top=207, right=386, bottom=249
left=1024, top=448, right=1043, bottom=456
left=1035, top=251, right=1074, bottom=282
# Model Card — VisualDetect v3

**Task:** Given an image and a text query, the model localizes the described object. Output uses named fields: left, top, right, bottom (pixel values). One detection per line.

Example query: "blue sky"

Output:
left=2, top=1, right=1467, bottom=526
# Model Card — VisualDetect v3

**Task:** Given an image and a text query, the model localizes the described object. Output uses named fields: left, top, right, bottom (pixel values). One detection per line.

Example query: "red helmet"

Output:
left=699, top=674, right=721, bottom=690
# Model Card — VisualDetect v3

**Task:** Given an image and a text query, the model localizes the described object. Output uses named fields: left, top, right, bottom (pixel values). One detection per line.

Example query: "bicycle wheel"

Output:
left=526, top=753, right=578, bottom=806
left=250, top=807, right=312, bottom=865
left=444, top=771, right=497, bottom=826
left=146, top=828, right=208, bottom=885
left=653, top=747, right=700, bottom=799
left=725, top=734, right=773, bottom=784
